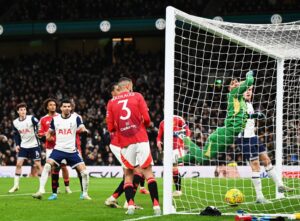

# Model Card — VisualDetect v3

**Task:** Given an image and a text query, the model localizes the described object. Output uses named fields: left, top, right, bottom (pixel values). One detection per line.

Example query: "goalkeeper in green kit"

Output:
left=178, top=70, right=254, bottom=164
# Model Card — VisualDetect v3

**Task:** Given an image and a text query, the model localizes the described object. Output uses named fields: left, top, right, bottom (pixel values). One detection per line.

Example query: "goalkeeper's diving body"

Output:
left=179, top=71, right=254, bottom=164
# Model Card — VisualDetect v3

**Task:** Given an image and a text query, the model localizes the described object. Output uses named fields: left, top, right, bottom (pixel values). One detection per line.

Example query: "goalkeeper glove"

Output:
left=173, top=130, right=186, bottom=139
left=249, top=112, right=266, bottom=119
left=246, top=70, right=254, bottom=77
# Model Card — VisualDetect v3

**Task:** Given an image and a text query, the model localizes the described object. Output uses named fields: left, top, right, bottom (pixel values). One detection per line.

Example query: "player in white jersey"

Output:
left=236, top=86, right=294, bottom=204
left=8, top=103, right=42, bottom=193
left=32, top=98, right=91, bottom=200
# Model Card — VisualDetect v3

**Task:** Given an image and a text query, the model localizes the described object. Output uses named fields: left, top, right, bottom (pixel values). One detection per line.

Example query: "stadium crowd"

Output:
left=0, top=42, right=298, bottom=167
left=1, top=0, right=298, bottom=22
left=1, top=0, right=207, bottom=22
left=0, top=44, right=166, bottom=166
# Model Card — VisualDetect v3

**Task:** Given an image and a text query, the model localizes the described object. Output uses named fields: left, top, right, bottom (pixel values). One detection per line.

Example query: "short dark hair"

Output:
left=60, top=98, right=71, bottom=107
left=110, top=82, right=119, bottom=92
left=16, top=102, right=27, bottom=111
left=43, top=98, right=58, bottom=112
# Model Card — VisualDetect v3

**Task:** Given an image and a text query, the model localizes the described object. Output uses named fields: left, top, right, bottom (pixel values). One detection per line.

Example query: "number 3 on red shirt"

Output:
left=118, top=99, right=131, bottom=120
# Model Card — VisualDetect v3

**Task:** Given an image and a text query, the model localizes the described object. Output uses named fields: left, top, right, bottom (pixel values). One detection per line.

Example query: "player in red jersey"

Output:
left=106, top=77, right=161, bottom=215
left=38, top=98, right=72, bottom=200
left=105, top=83, right=147, bottom=209
left=157, top=115, right=191, bottom=197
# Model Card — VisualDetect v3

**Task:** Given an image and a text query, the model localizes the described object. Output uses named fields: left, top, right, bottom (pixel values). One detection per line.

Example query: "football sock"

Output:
left=251, top=171, right=264, bottom=199
left=80, top=170, right=89, bottom=196
left=173, top=169, right=181, bottom=191
left=76, top=169, right=83, bottom=192
left=39, top=163, right=51, bottom=192
left=124, top=182, right=135, bottom=206
left=112, top=179, right=124, bottom=199
left=147, top=177, right=160, bottom=206
left=52, top=166, right=60, bottom=194
left=14, top=173, right=21, bottom=187
left=133, top=173, right=143, bottom=197
left=265, top=164, right=283, bottom=187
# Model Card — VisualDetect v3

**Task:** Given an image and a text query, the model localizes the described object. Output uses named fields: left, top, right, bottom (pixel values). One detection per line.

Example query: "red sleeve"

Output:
left=157, top=121, right=164, bottom=143
left=138, top=93, right=151, bottom=127
left=106, top=101, right=115, bottom=132
left=38, top=118, right=46, bottom=137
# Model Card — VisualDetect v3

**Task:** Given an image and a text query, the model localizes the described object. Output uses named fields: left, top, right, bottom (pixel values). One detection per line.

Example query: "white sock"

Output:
left=39, top=163, right=51, bottom=193
left=81, top=170, right=89, bottom=196
left=265, top=164, right=283, bottom=187
left=14, top=174, right=20, bottom=187
left=251, top=172, right=264, bottom=199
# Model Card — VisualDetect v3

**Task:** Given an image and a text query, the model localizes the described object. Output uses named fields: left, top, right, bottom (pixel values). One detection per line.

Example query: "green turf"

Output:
left=0, top=177, right=299, bottom=221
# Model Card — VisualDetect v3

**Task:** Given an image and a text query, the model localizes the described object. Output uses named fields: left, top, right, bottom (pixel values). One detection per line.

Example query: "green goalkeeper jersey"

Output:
left=224, top=74, right=254, bottom=131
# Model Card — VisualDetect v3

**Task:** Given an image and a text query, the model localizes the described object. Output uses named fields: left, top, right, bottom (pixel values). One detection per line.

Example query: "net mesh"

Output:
left=169, top=10, right=300, bottom=214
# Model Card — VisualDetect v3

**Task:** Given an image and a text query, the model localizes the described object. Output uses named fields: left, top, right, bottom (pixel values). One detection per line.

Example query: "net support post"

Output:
left=163, top=6, right=176, bottom=215
left=275, top=58, right=285, bottom=199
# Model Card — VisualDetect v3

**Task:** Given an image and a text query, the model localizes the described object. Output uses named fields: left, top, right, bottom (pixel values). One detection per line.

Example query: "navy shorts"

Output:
left=235, top=136, right=266, bottom=161
left=18, top=147, right=41, bottom=161
left=49, top=149, right=83, bottom=168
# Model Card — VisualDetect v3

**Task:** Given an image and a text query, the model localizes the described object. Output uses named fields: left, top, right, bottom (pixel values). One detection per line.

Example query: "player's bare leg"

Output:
left=135, top=166, right=149, bottom=195
left=8, top=159, right=24, bottom=193
left=32, top=159, right=55, bottom=199
left=142, top=165, right=161, bottom=216
left=260, top=153, right=294, bottom=193
left=75, top=163, right=91, bottom=200
left=61, top=164, right=72, bottom=193
left=172, top=165, right=182, bottom=197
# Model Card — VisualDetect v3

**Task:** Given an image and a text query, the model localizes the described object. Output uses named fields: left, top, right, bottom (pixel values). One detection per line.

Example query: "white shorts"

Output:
left=110, top=144, right=124, bottom=167
left=173, top=148, right=185, bottom=165
left=120, top=142, right=153, bottom=169
left=46, top=149, right=67, bottom=165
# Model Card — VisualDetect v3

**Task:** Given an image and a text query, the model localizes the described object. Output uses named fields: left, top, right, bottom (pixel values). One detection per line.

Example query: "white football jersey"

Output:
left=13, top=115, right=39, bottom=148
left=243, top=102, right=256, bottom=138
left=50, top=113, right=83, bottom=153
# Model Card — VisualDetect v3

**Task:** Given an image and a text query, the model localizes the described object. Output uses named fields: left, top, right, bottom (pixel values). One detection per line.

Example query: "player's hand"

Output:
left=249, top=112, right=266, bottom=119
left=246, top=70, right=254, bottom=77
left=157, top=141, right=163, bottom=153
left=174, top=130, right=186, bottom=139
left=46, top=136, right=54, bottom=142
left=15, top=145, right=20, bottom=153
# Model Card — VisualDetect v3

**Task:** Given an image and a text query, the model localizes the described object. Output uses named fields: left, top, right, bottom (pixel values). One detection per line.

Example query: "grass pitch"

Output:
left=0, top=177, right=299, bottom=221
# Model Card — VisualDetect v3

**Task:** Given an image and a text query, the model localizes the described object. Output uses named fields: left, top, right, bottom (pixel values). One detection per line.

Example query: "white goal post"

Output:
left=164, top=6, right=300, bottom=216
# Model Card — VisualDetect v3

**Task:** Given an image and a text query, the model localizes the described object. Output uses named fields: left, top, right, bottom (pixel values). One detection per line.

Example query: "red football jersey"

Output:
left=157, top=115, right=191, bottom=150
left=106, top=91, right=150, bottom=147
left=110, top=131, right=120, bottom=147
left=38, top=113, right=58, bottom=149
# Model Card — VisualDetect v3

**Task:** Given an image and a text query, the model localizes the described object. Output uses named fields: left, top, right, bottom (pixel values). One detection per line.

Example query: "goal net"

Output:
left=164, top=6, right=300, bottom=216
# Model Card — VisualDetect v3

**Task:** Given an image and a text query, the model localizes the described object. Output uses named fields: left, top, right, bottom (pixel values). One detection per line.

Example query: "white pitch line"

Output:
left=0, top=190, right=81, bottom=197
left=122, top=215, right=162, bottom=221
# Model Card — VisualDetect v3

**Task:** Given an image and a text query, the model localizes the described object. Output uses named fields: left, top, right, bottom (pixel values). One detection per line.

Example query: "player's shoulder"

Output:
left=13, top=118, right=18, bottom=125
left=40, top=114, right=50, bottom=121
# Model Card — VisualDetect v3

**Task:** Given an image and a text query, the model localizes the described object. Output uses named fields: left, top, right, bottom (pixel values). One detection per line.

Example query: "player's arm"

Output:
left=106, top=101, right=116, bottom=132
left=76, top=116, right=88, bottom=133
left=230, top=70, right=254, bottom=96
left=138, top=94, right=151, bottom=127
left=156, top=121, right=164, bottom=153
left=13, top=124, right=21, bottom=153
left=46, top=119, right=55, bottom=141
